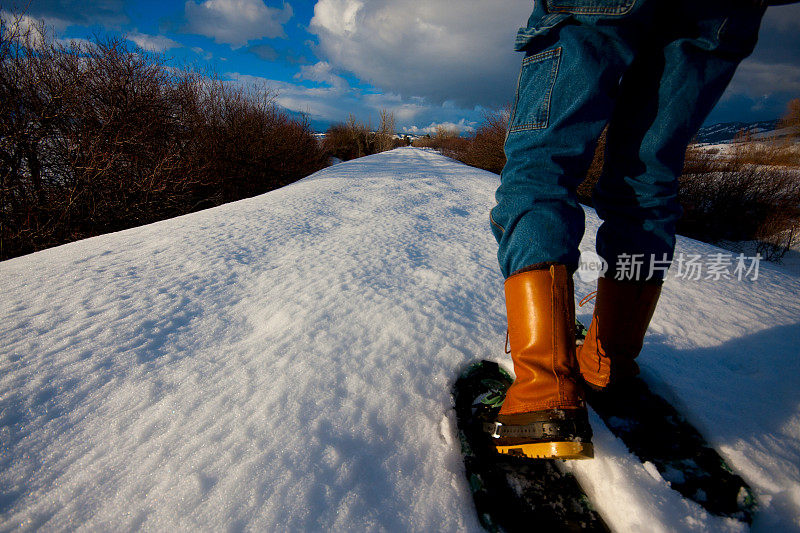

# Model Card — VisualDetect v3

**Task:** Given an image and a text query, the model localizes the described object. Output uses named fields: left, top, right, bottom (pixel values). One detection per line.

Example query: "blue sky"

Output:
left=5, top=1, right=800, bottom=133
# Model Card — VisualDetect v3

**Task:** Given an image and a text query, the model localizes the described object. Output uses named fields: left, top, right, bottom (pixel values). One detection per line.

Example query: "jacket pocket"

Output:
left=545, top=0, right=637, bottom=15
left=514, top=12, right=571, bottom=51
left=508, top=47, right=562, bottom=132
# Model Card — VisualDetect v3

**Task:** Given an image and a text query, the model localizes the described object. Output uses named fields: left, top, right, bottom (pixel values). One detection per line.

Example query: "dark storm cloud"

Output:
left=249, top=44, right=309, bottom=64
left=711, top=4, right=800, bottom=122
left=11, top=0, right=128, bottom=27
left=309, top=0, right=800, bottom=122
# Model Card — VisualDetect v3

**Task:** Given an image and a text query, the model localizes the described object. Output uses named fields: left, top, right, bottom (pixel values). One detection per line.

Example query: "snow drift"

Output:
left=1, top=147, right=799, bottom=532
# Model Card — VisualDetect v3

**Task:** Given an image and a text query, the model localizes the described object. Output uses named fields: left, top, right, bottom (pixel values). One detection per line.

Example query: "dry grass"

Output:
left=730, top=139, right=800, bottom=168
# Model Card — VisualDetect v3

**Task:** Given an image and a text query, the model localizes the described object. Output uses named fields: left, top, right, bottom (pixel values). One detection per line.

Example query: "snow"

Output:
left=1, top=147, right=799, bottom=531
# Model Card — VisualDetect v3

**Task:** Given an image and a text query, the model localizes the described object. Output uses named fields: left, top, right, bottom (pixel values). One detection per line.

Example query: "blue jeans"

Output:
left=490, top=0, right=765, bottom=280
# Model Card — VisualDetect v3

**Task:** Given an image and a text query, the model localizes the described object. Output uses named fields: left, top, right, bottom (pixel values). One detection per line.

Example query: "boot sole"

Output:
left=496, top=441, right=594, bottom=460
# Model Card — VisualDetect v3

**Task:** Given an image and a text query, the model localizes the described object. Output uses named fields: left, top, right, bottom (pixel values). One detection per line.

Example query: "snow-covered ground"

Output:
left=1, top=147, right=799, bottom=532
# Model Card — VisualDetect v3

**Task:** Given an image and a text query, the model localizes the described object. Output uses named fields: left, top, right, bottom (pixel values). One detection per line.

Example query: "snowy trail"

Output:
left=1, top=147, right=799, bottom=531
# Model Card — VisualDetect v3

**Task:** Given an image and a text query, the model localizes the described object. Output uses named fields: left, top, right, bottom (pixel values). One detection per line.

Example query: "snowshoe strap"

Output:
left=483, top=418, right=590, bottom=441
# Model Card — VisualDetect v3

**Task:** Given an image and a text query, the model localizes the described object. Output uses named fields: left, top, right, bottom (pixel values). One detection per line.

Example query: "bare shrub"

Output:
left=413, top=126, right=470, bottom=157
left=375, top=109, right=396, bottom=153
left=675, top=99, right=800, bottom=260
left=678, top=163, right=800, bottom=260
left=456, top=106, right=510, bottom=175
left=61, top=38, right=204, bottom=233
left=323, top=115, right=374, bottom=161
left=755, top=208, right=800, bottom=260
left=322, top=110, right=401, bottom=162
left=566, top=121, right=800, bottom=260
left=191, top=79, right=325, bottom=202
left=0, top=12, right=324, bottom=260
left=779, top=98, right=800, bottom=138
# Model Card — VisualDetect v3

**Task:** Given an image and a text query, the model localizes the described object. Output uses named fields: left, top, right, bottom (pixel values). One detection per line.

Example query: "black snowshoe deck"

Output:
left=576, top=320, right=757, bottom=523
left=452, top=360, right=609, bottom=532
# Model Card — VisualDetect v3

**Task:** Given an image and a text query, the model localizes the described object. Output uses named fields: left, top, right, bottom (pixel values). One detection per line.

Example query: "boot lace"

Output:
left=504, top=290, right=598, bottom=353
left=578, top=290, right=597, bottom=308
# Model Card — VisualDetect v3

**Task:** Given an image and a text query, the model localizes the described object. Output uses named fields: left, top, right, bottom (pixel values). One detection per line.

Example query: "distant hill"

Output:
left=695, top=119, right=779, bottom=144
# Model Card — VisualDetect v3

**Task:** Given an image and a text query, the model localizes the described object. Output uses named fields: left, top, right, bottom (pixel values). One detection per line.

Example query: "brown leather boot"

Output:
left=577, top=276, right=662, bottom=389
left=492, top=264, right=593, bottom=460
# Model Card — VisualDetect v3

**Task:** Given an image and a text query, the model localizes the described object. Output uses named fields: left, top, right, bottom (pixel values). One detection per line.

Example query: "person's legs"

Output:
left=594, top=1, right=766, bottom=281
left=579, top=1, right=766, bottom=388
left=489, top=0, right=658, bottom=459
left=491, top=1, right=654, bottom=278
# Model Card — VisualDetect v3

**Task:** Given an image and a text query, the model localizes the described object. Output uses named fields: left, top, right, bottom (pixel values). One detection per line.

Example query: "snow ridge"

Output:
left=1, top=148, right=799, bottom=531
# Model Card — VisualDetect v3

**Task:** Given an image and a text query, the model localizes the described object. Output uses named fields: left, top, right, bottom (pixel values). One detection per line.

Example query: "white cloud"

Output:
left=0, top=11, right=62, bottom=48
left=184, top=0, right=293, bottom=48
left=226, top=72, right=483, bottom=131
left=128, top=32, right=182, bottom=52
left=310, top=0, right=361, bottom=36
left=402, top=120, right=476, bottom=136
left=309, top=0, right=532, bottom=108
left=192, top=46, right=214, bottom=60
left=0, top=12, right=89, bottom=50
left=294, top=61, right=349, bottom=91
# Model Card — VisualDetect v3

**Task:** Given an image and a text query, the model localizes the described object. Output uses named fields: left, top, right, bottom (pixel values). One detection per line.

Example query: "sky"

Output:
left=3, top=0, right=800, bottom=134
